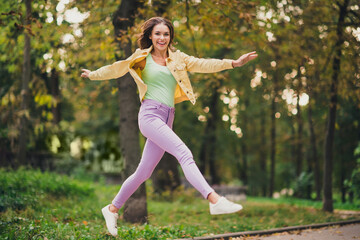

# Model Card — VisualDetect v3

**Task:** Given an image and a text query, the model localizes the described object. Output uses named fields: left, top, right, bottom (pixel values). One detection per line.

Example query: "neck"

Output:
left=151, top=47, right=168, bottom=59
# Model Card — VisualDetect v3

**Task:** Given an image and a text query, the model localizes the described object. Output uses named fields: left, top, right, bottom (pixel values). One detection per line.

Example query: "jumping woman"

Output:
left=81, top=17, right=257, bottom=236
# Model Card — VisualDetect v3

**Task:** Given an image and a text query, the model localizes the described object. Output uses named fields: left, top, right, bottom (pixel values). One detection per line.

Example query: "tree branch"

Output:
left=321, top=44, right=336, bottom=74
left=185, top=0, right=197, bottom=55
left=349, top=9, right=360, bottom=20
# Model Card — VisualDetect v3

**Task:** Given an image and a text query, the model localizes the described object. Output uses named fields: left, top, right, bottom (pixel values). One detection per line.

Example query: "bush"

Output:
left=344, top=142, right=360, bottom=199
left=0, top=168, right=94, bottom=212
left=292, top=171, right=313, bottom=198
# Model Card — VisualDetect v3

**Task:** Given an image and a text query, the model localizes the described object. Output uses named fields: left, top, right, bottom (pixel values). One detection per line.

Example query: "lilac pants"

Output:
left=112, top=99, right=214, bottom=209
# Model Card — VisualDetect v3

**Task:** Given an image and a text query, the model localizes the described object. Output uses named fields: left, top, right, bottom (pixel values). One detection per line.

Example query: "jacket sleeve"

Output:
left=179, top=51, right=234, bottom=73
left=88, top=53, right=135, bottom=80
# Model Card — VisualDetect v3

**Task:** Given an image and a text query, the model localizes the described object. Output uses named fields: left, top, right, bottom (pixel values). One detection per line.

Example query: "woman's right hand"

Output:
left=81, top=69, right=91, bottom=78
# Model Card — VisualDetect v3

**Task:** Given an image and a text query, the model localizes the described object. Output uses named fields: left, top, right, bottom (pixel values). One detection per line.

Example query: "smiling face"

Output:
left=150, top=23, right=171, bottom=52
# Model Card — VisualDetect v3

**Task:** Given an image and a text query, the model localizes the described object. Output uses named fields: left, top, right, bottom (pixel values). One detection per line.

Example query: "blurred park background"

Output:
left=0, top=0, right=360, bottom=239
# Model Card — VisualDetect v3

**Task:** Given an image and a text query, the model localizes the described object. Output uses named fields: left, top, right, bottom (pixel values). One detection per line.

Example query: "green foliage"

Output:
left=293, top=171, right=313, bottom=198
left=115, top=224, right=192, bottom=240
left=248, top=196, right=360, bottom=211
left=0, top=168, right=94, bottom=212
left=1, top=171, right=358, bottom=240
left=146, top=180, right=199, bottom=204
left=1, top=0, right=360, bottom=202
left=344, top=142, right=360, bottom=198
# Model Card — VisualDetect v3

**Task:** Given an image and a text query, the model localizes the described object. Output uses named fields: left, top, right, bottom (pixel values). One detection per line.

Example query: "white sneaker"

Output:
left=101, top=204, right=119, bottom=236
left=209, top=196, right=243, bottom=215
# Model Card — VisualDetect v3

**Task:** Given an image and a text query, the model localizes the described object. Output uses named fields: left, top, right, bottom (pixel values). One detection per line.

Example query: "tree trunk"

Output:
left=185, top=0, right=197, bottom=55
left=260, top=114, right=267, bottom=197
left=198, top=133, right=207, bottom=174
left=17, top=0, right=32, bottom=167
left=50, top=69, right=61, bottom=125
left=268, top=46, right=280, bottom=198
left=151, top=152, right=181, bottom=194
left=241, top=141, right=248, bottom=185
left=323, top=0, right=349, bottom=213
left=198, top=84, right=220, bottom=184
left=113, top=0, right=147, bottom=223
left=240, top=97, right=249, bottom=186
left=340, top=149, right=346, bottom=203
left=296, top=93, right=303, bottom=178
left=208, top=88, right=220, bottom=184
left=290, top=122, right=296, bottom=172
left=308, top=97, right=321, bottom=200
left=306, top=153, right=312, bottom=199
left=269, top=90, right=276, bottom=198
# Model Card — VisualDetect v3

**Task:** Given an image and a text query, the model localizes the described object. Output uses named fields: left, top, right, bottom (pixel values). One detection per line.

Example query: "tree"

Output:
left=198, top=80, right=221, bottom=184
left=112, top=0, right=147, bottom=223
left=17, top=0, right=32, bottom=167
left=307, top=69, right=321, bottom=200
left=151, top=152, right=181, bottom=195
left=323, top=0, right=350, bottom=212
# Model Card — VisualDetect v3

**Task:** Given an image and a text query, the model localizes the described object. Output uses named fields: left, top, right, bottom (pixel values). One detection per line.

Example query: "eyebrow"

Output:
left=154, top=30, right=170, bottom=34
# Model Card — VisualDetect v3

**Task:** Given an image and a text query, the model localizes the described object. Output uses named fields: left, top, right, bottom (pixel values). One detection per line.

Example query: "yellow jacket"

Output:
left=89, top=46, right=234, bottom=105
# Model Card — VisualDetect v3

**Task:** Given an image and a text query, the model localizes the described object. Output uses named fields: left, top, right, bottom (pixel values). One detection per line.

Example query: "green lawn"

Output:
left=1, top=169, right=359, bottom=239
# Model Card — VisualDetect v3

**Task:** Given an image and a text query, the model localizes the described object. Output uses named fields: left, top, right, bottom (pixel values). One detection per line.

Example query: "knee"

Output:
left=133, top=168, right=152, bottom=183
left=175, top=143, right=194, bottom=166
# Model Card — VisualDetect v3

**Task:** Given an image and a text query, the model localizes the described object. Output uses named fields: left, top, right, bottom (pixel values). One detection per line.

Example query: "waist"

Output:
left=141, top=99, right=175, bottom=113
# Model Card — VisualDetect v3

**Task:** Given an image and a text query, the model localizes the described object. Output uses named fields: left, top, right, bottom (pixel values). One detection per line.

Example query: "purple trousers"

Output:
left=112, top=99, right=214, bottom=209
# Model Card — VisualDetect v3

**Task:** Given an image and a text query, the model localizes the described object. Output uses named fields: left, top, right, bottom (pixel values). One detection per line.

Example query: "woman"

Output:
left=81, top=17, right=257, bottom=236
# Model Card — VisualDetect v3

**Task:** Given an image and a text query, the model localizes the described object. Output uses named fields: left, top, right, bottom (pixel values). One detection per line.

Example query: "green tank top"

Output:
left=142, top=54, right=177, bottom=107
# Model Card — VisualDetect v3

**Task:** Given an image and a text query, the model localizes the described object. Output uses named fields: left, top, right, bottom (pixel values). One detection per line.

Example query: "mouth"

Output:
left=157, top=42, right=167, bottom=47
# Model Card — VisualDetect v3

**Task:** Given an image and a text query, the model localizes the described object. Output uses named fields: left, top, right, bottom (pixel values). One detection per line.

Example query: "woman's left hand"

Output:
left=232, top=51, right=258, bottom=68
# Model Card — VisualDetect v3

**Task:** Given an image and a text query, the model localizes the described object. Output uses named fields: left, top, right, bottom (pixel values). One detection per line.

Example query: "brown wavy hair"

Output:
left=137, top=17, right=174, bottom=49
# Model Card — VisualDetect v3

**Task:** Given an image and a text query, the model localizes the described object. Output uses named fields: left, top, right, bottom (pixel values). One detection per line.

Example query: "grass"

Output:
left=248, top=196, right=360, bottom=211
left=1, top=169, right=359, bottom=239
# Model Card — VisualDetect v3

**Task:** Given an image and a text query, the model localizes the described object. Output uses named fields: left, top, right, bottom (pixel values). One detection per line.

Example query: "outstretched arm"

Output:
left=180, top=50, right=258, bottom=73
left=232, top=51, right=258, bottom=68
left=80, top=60, right=130, bottom=80
left=80, top=49, right=141, bottom=80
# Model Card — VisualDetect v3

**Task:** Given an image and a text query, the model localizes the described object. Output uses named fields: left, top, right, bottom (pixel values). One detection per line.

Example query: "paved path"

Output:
left=233, top=223, right=360, bottom=240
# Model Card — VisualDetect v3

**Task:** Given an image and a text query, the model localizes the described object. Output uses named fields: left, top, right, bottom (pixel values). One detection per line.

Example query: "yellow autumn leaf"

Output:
left=111, top=87, right=118, bottom=95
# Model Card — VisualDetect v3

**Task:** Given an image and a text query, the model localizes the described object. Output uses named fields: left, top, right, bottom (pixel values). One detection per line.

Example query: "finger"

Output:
left=246, top=51, right=257, bottom=55
left=247, top=53, right=257, bottom=58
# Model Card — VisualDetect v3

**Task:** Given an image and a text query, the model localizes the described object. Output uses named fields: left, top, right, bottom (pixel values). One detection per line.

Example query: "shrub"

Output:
left=0, top=168, right=94, bottom=212
left=292, top=171, right=313, bottom=198
left=344, top=142, right=360, bottom=200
